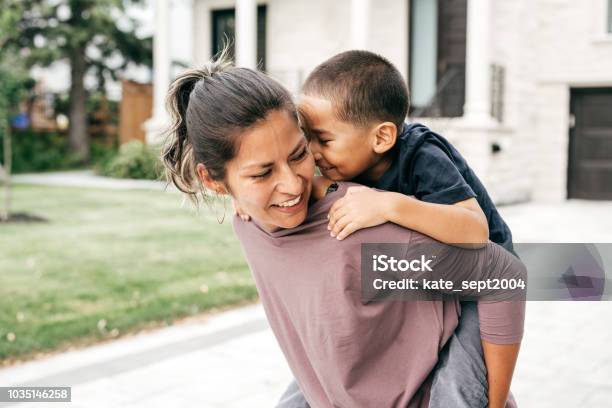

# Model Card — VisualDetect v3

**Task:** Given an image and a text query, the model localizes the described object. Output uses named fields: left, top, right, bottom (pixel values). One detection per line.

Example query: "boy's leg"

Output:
left=428, top=301, right=489, bottom=408
left=276, top=379, right=310, bottom=408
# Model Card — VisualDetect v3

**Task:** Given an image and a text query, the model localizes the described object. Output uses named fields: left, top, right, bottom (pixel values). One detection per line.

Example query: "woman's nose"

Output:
left=277, top=165, right=303, bottom=195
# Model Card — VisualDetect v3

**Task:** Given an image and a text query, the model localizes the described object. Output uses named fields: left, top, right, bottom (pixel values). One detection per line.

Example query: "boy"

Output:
left=293, top=50, right=520, bottom=408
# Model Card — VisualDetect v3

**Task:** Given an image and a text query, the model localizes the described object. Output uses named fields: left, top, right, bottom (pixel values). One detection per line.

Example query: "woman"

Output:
left=161, top=55, right=525, bottom=408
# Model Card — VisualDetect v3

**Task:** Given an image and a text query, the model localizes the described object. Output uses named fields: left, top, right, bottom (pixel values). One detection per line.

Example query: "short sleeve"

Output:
left=410, top=142, right=476, bottom=204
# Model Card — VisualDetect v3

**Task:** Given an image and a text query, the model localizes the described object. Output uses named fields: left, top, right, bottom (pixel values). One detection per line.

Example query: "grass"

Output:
left=0, top=184, right=258, bottom=363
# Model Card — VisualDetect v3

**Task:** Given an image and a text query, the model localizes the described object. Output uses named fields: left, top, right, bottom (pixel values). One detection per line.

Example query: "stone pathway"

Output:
left=2, top=174, right=612, bottom=407
left=11, top=171, right=170, bottom=191
left=499, top=200, right=612, bottom=407
left=0, top=306, right=289, bottom=408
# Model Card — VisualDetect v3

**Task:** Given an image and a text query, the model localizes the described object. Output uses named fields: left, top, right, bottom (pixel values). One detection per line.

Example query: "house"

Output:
left=147, top=0, right=612, bottom=203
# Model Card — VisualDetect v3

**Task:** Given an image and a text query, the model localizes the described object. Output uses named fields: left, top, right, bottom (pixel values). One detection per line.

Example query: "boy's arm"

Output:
left=329, top=139, right=488, bottom=244
left=328, top=187, right=489, bottom=246
left=385, top=191, right=489, bottom=247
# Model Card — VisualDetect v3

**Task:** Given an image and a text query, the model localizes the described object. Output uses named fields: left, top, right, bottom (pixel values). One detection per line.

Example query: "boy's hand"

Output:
left=328, top=186, right=388, bottom=240
left=232, top=199, right=251, bottom=221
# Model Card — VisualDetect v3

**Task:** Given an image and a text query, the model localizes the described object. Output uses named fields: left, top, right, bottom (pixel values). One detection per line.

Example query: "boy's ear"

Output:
left=196, top=163, right=228, bottom=194
left=372, top=122, right=397, bottom=154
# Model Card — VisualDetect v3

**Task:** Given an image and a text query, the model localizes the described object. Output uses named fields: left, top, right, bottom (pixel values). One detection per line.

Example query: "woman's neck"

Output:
left=310, top=176, right=336, bottom=202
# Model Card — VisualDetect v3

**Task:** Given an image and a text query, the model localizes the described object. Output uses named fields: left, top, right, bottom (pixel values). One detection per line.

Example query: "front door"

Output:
left=568, top=88, right=612, bottom=199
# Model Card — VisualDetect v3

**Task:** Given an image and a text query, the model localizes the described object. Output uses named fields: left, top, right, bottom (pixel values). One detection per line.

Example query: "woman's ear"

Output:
left=196, top=163, right=228, bottom=194
left=372, top=122, right=397, bottom=155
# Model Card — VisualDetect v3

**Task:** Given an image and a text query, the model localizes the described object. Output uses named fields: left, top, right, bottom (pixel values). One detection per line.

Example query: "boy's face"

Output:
left=298, top=95, right=378, bottom=181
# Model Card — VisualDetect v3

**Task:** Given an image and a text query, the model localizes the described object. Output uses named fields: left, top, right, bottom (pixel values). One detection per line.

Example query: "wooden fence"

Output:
left=119, top=80, right=152, bottom=144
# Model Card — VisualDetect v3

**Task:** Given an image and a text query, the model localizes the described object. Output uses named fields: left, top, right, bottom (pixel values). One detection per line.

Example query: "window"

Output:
left=212, top=9, right=236, bottom=59
left=409, top=0, right=438, bottom=111
left=409, top=0, right=467, bottom=117
left=608, top=0, right=612, bottom=33
left=212, top=5, right=267, bottom=70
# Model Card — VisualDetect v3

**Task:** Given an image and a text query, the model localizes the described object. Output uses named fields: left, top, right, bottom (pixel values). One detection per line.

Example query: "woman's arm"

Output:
left=483, top=341, right=521, bottom=408
left=409, top=239, right=526, bottom=408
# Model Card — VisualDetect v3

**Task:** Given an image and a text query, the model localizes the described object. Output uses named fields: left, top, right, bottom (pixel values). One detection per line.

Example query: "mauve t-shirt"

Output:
left=233, top=182, right=525, bottom=408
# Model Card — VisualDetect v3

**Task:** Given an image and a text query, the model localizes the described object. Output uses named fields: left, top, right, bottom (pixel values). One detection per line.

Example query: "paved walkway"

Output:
left=2, top=173, right=612, bottom=407
left=11, top=171, right=170, bottom=191
left=0, top=306, right=286, bottom=408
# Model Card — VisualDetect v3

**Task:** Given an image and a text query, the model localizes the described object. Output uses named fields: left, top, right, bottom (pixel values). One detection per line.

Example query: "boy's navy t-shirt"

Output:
left=362, top=122, right=514, bottom=252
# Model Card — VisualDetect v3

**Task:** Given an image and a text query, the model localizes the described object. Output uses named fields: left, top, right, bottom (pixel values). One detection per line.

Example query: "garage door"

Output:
left=568, top=88, right=612, bottom=200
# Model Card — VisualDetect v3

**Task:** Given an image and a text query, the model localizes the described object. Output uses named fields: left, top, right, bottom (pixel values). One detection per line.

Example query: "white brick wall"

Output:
left=266, top=0, right=351, bottom=94
left=485, top=0, right=539, bottom=204
left=267, top=0, right=409, bottom=94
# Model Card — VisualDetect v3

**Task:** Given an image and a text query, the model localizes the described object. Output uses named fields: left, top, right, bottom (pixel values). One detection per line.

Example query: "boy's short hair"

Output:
left=302, top=50, right=409, bottom=131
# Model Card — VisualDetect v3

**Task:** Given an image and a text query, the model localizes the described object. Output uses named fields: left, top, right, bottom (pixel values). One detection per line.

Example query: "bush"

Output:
left=98, top=140, right=163, bottom=180
left=0, top=130, right=120, bottom=174
left=90, top=141, right=118, bottom=170
left=0, top=129, right=81, bottom=173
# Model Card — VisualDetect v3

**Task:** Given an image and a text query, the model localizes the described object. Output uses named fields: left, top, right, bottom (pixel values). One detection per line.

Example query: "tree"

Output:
left=4, top=0, right=152, bottom=162
left=0, top=59, right=27, bottom=221
left=0, top=2, right=32, bottom=221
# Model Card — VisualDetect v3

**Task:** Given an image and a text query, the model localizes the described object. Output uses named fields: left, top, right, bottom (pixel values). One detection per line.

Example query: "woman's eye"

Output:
left=292, top=147, right=308, bottom=161
left=319, top=139, right=329, bottom=146
left=252, top=170, right=271, bottom=179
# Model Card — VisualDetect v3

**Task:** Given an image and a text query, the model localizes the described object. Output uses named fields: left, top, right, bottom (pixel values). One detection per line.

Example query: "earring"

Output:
left=215, top=190, right=227, bottom=224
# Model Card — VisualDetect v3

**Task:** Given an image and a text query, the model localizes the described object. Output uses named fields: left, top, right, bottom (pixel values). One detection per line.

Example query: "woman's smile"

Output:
left=272, top=193, right=307, bottom=213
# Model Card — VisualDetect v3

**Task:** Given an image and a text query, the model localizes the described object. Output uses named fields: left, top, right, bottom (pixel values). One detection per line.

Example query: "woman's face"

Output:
left=224, top=109, right=315, bottom=232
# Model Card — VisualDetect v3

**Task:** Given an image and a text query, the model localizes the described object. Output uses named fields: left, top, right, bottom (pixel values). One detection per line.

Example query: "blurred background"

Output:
left=1, top=0, right=612, bottom=407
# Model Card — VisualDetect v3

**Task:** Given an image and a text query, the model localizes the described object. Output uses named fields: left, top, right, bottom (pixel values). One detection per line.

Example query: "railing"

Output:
left=410, top=67, right=462, bottom=118
left=490, top=64, right=505, bottom=123
left=410, top=63, right=505, bottom=123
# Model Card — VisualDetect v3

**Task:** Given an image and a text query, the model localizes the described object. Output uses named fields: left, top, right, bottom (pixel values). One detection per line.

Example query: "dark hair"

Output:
left=161, top=51, right=297, bottom=205
left=301, top=50, right=409, bottom=130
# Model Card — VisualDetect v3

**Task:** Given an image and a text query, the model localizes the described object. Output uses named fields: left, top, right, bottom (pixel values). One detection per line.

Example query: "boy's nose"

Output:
left=309, top=143, right=323, bottom=161
left=308, top=140, right=321, bottom=156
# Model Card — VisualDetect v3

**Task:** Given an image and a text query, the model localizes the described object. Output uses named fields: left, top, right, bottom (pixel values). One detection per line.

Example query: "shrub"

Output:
left=0, top=129, right=81, bottom=173
left=0, top=130, right=120, bottom=174
left=98, top=140, right=162, bottom=180
left=90, top=141, right=118, bottom=170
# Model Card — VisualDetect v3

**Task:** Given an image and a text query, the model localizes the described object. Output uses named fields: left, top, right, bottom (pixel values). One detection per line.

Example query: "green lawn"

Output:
left=0, top=184, right=257, bottom=363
